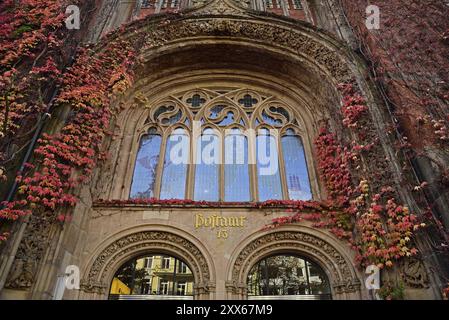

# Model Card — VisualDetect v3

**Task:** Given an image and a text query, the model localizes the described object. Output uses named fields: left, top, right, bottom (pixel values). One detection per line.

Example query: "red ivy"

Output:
left=0, top=36, right=141, bottom=235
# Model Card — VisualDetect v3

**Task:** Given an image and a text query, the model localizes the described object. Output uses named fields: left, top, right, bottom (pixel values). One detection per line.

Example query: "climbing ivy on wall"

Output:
left=340, top=0, right=449, bottom=148
left=0, top=1, right=447, bottom=296
left=338, top=0, right=449, bottom=294
left=0, top=0, right=144, bottom=241
left=0, top=0, right=82, bottom=181
left=269, top=82, right=425, bottom=270
left=0, top=0, right=77, bottom=240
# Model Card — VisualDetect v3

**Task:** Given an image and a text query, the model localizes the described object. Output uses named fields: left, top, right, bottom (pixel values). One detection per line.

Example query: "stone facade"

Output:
left=0, top=0, right=444, bottom=300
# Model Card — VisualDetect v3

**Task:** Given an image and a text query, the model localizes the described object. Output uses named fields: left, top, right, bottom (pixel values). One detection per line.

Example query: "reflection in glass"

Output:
left=209, top=105, right=225, bottom=119
left=247, top=254, right=331, bottom=298
left=224, top=129, right=250, bottom=201
left=217, top=112, right=235, bottom=126
left=257, top=131, right=282, bottom=201
left=194, top=128, right=220, bottom=201
left=130, top=131, right=162, bottom=199
left=161, top=110, right=182, bottom=125
left=282, top=130, right=312, bottom=200
left=109, top=254, right=194, bottom=298
left=154, top=105, right=174, bottom=120
left=261, top=111, right=283, bottom=126
left=160, top=128, right=189, bottom=199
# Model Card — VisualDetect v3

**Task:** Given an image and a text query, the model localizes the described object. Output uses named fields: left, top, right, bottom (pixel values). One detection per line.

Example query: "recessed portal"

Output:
left=247, top=254, right=331, bottom=300
left=109, top=254, right=194, bottom=300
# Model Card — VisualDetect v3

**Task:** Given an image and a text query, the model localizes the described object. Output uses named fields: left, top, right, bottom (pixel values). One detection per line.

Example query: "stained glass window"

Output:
left=281, top=130, right=312, bottom=200
left=292, top=0, right=303, bottom=10
left=130, top=130, right=162, bottom=199
left=187, top=94, right=206, bottom=108
left=238, top=94, right=258, bottom=108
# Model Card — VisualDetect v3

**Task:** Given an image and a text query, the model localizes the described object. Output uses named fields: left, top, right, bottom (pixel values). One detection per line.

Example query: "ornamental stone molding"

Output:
left=135, top=17, right=353, bottom=83
left=95, top=1, right=356, bottom=85
left=400, top=257, right=430, bottom=289
left=5, top=213, right=56, bottom=290
left=81, top=231, right=212, bottom=295
left=191, top=0, right=249, bottom=15
left=229, top=230, right=362, bottom=296
left=2, top=1, right=361, bottom=297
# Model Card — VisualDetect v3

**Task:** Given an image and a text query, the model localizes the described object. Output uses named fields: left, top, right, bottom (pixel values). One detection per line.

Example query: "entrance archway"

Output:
left=109, top=254, right=195, bottom=300
left=228, top=228, right=364, bottom=300
left=80, top=230, right=214, bottom=300
left=247, top=254, right=332, bottom=300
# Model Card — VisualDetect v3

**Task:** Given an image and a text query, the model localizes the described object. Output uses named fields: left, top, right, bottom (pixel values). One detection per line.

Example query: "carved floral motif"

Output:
left=230, top=231, right=361, bottom=294
left=82, top=231, right=211, bottom=294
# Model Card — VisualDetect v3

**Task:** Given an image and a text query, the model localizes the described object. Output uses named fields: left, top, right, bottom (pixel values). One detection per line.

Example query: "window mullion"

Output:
left=277, top=131, right=289, bottom=200
left=186, top=130, right=195, bottom=200
left=220, top=129, right=225, bottom=201
left=248, top=130, right=258, bottom=202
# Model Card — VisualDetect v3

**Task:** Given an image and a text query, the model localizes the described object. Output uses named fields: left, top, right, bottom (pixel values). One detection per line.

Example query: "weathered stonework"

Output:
left=82, top=230, right=212, bottom=295
left=229, top=230, right=362, bottom=298
left=0, top=0, right=443, bottom=301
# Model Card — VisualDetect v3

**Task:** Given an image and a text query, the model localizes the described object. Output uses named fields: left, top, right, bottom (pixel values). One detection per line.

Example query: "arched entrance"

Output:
left=247, top=254, right=332, bottom=300
left=80, top=230, right=215, bottom=300
left=227, top=228, right=365, bottom=300
left=109, top=254, right=195, bottom=300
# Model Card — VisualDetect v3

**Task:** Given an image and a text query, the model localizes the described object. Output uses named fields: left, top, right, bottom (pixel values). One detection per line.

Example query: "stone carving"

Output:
left=230, top=231, right=361, bottom=294
left=5, top=213, right=55, bottom=289
left=191, top=0, right=210, bottom=7
left=82, top=231, right=211, bottom=294
left=139, top=17, right=352, bottom=82
left=5, top=259, right=35, bottom=289
left=400, top=257, right=430, bottom=288
left=4, top=6, right=355, bottom=294
left=192, top=0, right=248, bottom=15
left=79, top=280, right=107, bottom=295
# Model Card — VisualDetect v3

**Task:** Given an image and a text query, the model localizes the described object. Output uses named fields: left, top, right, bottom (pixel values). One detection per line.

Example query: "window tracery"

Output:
left=130, top=88, right=313, bottom=202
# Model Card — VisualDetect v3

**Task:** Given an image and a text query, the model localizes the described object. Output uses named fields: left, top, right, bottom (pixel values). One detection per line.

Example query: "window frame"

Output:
left=247, top=253, right=332, bottom=297
left=127, top=88, right=316, bottom=203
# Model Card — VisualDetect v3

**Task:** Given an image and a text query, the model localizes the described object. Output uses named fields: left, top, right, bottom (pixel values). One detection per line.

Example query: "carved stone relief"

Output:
left=230, top=231, right=361, bottom=294
left=400, top=257, right=430, bottom=289
left=140, top=17, right=353, bottom=83
left=81, top=231, right=212, bottom=294
left=5, top=213, right=55, bottom=289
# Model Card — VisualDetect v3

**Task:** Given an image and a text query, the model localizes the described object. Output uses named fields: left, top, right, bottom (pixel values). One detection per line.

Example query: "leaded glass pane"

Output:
left=159, top=129, right=189, bottom=199
left=194, top=128, right=220, bottom=201
left=257, top=131, right=282, bottom=201
left=224, top=130, right=250, bottom=201
left=130, top=132, right=162, bottom=199
left=281, top=131, right=312, bottom=200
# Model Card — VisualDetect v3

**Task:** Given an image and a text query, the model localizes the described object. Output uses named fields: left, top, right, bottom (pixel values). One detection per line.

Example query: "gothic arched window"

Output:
left=129, top=88, right=313, bottom=202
